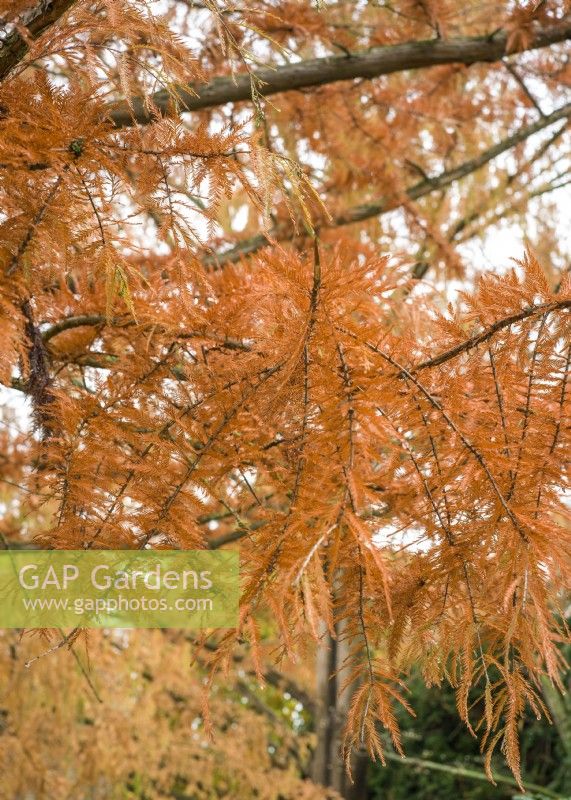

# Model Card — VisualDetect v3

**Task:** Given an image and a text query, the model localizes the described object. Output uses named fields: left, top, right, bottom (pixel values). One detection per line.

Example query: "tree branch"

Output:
left=382, top=752, right=561, bottom=799
left=207, top=102, right=571, bottom=268
left=503, top=60, right=546, bottom=117
left=412, top=299, right=571, bottom=373
left=41, top=313, right=253, bottom=352
left=108, top=19, right=571, bottom=127
left=207, top=520, right=266, bottom=550
left=0, top=0, right=76, bottom=82
left=42, top=313, right=108, bottom=342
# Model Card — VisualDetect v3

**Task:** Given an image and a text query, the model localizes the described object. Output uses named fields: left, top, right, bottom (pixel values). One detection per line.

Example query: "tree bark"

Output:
left=312, top=624, right=369, bottom=800
left=311, top=623, right=338, bottom=787
left=109, top=19, right=571, bottom=127
left=0, top=0, right=76, bottom=82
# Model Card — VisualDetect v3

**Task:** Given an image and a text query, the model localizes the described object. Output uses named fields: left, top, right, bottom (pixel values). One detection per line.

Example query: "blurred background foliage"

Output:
left=1, top=628, right=569, bottom=800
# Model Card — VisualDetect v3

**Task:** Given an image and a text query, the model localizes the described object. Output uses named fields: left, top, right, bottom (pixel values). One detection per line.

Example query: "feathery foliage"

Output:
left=0, top=0, right=570, bottom=790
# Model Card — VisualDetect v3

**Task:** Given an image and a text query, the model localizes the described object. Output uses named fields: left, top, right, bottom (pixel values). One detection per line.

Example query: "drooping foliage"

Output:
left=0, top=0, right=570, bottom=790
left=368, top=660, right=571, bottom=800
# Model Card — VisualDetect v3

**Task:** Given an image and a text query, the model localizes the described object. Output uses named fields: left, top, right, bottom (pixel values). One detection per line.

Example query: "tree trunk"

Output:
left=311, top=622, right=338, bottom=787
left=311, top=624, right=369, bottom=800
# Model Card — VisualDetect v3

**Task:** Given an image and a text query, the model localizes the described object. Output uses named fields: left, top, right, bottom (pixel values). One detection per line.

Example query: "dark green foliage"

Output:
left=368, top=669, right=569, bottom=800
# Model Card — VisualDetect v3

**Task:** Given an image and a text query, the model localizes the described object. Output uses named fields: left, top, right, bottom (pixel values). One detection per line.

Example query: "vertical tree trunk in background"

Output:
left=311, top=624, right=338, bottom=787
left=345, top=748, right=370, bottom=800
left=331, top=619, right=352, bottom=796
left=311, top=625, right=369, bottom=800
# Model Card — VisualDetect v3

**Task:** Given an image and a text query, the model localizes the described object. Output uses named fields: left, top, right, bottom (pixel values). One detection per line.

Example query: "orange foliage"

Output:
left=0, top=0, right=570, bottom=791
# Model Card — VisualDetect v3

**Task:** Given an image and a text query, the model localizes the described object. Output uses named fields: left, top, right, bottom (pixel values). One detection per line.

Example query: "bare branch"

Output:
left=42, top=313, right=252, bottom=351
left=108, top=20, right=571, bottom=127
left=503, top=61, right=546, bottom=117
left=42, top=314, right=108, bottom=342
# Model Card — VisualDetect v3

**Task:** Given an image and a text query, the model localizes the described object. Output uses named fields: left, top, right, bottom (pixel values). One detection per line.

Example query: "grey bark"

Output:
left=109, top=20, right=571, bottom=127
left=311, top=623, right=338, bottom=787
left=0, top=0, right=76, bottom=82
left=311, top=624, right=369, bottom=800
